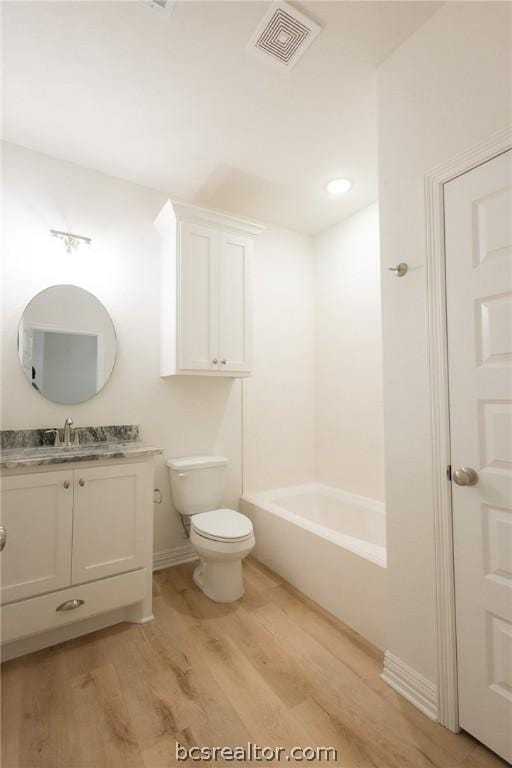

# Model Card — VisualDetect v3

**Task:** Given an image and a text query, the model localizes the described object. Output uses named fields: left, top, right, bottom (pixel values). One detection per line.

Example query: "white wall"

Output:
left=243, top=228, right=315, bottom=492
left=314, top=204, right=384, bottom=501
left=243, top=205, right=385, bottom=502
left=378, top=1, right=512, bottom=683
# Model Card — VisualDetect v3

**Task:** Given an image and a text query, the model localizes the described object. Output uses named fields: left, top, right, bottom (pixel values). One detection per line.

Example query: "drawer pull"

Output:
left=56, top=598, right=84, bottom=612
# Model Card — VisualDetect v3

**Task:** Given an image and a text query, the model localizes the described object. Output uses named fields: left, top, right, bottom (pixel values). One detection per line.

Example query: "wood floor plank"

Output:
left=1, top=557, right=506, bottom=768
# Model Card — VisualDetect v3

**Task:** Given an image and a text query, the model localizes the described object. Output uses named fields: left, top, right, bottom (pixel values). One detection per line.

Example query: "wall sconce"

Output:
left=50, top=229, right=91, bottom=254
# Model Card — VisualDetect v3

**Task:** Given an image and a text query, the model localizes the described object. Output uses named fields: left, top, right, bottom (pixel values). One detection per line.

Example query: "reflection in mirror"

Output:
left=18, top=285, right=117, bottom=405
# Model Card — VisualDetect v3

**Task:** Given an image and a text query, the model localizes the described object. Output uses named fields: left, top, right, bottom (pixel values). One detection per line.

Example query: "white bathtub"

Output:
left=240, top=483, right=388, bottom=650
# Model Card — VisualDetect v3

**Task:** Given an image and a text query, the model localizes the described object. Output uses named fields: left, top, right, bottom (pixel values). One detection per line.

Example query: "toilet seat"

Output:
left=191, top=508, right=253, bottom=544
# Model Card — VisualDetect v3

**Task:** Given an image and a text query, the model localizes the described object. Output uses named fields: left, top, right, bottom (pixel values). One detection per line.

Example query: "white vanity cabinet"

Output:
left=1, top=470, right=74, bottom=604
left=0, top=456, right=155, bottom=661
left=71, top=463, right=150, bottom=584
left=155, top=201, right=264, bottom=377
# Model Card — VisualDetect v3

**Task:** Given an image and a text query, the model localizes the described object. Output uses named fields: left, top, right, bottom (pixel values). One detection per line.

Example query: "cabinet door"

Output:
left=219, top=232, right=252, bottom=373
left=0, top=471, right=73, bottom=604
left=178, top=221, right=219, bottom=371
left=72, top=463, right=151, bottom=584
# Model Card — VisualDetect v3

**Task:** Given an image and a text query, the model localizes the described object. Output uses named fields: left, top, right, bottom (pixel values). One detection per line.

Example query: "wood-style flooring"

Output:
left=1, top=558, right=508, bottom=767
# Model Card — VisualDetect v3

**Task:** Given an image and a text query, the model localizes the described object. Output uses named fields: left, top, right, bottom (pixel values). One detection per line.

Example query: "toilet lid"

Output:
left=191, top=509, right=254, bottom=543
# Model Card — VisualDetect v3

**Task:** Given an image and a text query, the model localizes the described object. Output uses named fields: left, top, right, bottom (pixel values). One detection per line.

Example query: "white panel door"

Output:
left=0, top=470, right=73, bottom=604
left=445, top=149, right=512, bottom=763
left=219, top=232, right=252, bottom=373
left=178, top=221, right=219, bottom=371
left=72, top=462, right=151, bottom=584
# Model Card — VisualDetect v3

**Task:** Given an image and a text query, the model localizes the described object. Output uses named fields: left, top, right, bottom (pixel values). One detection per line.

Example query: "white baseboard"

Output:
left=153, top=543, right=198, bottom=571
left=382, top=651, right=439, bottom=721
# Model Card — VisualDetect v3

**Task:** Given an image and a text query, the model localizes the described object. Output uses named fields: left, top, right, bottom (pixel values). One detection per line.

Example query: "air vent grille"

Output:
left=248, top=2, right=321, bottom=71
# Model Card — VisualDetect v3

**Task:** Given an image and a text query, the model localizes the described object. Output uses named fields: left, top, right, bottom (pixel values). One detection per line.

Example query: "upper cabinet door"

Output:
left=72, top=462, right=151, bottom=585
left=178, top=222, right=219, bottom=372
left=155, top=201, right=263, bottom=377
left=0, top=470, right=73, bottom=604
left=219, top=232, right=252, bottom=373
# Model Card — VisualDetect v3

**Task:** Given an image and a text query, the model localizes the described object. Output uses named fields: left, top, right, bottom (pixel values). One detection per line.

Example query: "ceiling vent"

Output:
left=142, top=0, right=175, bottom=17
left=247, top=2, right=321, bottom=71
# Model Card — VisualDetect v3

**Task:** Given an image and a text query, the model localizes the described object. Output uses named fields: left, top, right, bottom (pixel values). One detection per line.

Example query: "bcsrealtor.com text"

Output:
left=176, top=743, right=338, bottom=762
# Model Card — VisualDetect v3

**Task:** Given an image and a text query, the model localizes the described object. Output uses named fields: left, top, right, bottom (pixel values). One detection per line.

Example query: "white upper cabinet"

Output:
left=179, top=221, right=219, bottom=372
left=155, top=201, right=264, bottom=377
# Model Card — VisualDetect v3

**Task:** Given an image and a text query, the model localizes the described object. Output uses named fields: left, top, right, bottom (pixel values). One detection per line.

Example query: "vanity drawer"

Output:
left=1, top=568, right=147, bottom=644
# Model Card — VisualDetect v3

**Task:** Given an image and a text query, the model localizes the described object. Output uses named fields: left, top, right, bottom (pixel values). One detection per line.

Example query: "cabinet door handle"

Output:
left=0, top=525, right=6, bottom=552
left=78, top=479, right=85, bottom=487
left=221, top=359, right=227, bottom=365
left=56, top=598, right=84, bottom=612
left=212, top=358, right=218, bottom=365
left=63, top=480, right=70, bottom=489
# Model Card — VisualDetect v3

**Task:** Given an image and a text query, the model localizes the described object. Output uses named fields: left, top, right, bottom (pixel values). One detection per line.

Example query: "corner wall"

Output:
left=378, top=1, right=512, bottom=685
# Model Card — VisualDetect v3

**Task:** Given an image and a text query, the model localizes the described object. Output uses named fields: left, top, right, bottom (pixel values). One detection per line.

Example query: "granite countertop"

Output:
left=0, top=425, right=162, bottom=469
left=0, top=442, right=163, bottom=469
left=0, top=440, right=163, bottom=469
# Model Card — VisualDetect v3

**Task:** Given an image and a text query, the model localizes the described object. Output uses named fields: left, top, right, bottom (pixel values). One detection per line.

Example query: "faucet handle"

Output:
left=73, top=428, right=88, bottom=447
left=44, top=429, right=61, bottom=447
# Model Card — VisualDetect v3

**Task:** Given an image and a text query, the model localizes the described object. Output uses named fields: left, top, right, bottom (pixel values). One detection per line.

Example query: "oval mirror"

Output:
left=18, top=285, right=117, bottom=405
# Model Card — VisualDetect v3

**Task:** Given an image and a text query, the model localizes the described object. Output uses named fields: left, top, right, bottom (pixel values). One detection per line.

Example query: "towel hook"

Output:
left=388, top=263, right=408, bottom=277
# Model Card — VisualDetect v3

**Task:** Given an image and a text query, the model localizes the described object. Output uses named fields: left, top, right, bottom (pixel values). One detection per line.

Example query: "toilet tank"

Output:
left=167, top=456, right=228, bottom=516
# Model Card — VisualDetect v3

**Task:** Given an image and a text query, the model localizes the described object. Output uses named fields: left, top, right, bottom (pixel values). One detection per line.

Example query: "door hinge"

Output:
left=446, top=464, right=452, bottom=481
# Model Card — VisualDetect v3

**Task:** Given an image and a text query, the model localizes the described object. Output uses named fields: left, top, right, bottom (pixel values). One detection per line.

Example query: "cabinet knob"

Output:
left=63, top=480, right=70, bottom=489
left=78, top=478, right=85, bottom=487
left=221, top=359, right=227, bottom=365
left=212, top=358, right=218, bottom=365
left=0, top=525, right=6, bottom=552
left=56, top=598, right=84, bottom=612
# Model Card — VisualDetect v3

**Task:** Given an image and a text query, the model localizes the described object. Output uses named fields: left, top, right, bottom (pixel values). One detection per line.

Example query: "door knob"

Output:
left=453, top=467, right=478, bottom=486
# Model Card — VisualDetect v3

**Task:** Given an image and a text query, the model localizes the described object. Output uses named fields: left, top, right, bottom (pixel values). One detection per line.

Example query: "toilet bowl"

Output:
left=190, top=509, right=255, bottom=602
left=167, top=456, right=255, bottom=602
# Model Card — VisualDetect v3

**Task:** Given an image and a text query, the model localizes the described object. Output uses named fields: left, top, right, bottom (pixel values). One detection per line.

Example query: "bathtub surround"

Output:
left=243, top=203, right=384, bottom=502
left=314, top=204, right=384, bottom=501
left=242, top=228, right=316, bottom=492
left=378, top=1, right=512, bottom=718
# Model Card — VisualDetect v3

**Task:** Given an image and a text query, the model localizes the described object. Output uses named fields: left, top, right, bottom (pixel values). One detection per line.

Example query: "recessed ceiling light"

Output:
left=325, top=178, right=352, bottom=195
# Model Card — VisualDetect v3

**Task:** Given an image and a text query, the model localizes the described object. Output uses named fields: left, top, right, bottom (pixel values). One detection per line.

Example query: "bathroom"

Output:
left=1, top=2, right=511, bottom=766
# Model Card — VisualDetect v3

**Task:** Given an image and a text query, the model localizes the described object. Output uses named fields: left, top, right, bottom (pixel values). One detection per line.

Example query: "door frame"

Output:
left=425, top=125, right=512, bottom=732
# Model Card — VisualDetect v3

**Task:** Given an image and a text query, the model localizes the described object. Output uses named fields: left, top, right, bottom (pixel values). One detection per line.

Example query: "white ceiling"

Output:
left=2, top=1, right=441, bottom=234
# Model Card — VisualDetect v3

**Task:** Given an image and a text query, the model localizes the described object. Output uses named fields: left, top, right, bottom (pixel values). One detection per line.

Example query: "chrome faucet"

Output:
left=63, top=417, right=74, bottom=447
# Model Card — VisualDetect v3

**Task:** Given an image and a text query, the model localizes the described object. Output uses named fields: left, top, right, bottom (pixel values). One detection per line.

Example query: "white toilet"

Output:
left=167, top=456, right=255, bottom=602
